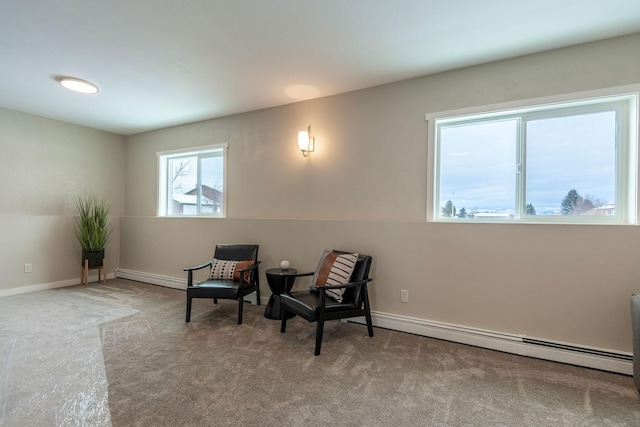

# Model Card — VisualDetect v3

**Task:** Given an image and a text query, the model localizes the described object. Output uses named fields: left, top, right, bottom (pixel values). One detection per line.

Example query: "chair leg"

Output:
left=280, top=314, right=288, bottom=333
left=314, top=317, right=325, bottom=356
left=363, top=286, right=374, bottom=337
left=186, top=297, right=192, bottom=323
left=237, top=297, right=243, bottom=325
left=213, top=298, right=218, bottom=304
left=365, top=310, right=374, bottom=337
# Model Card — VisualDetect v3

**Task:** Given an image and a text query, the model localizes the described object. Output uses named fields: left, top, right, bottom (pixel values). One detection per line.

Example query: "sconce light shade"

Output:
left=298, top=130, right=309, bottom=150
left=298, top=125, right=315, bottom=157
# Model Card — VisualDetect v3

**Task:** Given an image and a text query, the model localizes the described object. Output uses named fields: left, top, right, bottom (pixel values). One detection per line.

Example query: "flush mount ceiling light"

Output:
left=58, top=77, right=99, bottom=94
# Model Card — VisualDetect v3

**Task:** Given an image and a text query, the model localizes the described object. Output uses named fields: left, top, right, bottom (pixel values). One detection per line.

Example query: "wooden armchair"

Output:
left=184, top=244, right=260, bottom=325
left=279, top=250, right=373, bottom=355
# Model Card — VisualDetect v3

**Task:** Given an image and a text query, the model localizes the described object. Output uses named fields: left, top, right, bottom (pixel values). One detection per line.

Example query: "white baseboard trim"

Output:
left=116, top=268, right=187, bottom=290
left=115, top=268, right=258, bottom=305
left=349, top=311, right=633, bottom=375
left=0, top=273, right=116, bottom=298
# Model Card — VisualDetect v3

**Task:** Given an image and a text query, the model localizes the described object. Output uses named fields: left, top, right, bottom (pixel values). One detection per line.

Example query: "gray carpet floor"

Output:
left=1, top=279, right=639, bottom=426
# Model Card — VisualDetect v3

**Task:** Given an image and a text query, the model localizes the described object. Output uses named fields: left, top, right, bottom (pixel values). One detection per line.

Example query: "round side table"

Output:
left=265, top=268, right=298, bottom=320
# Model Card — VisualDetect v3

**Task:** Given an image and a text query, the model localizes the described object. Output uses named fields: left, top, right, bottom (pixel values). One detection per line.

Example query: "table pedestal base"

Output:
left=264, top=294, right=296, bottom=320
left=265, top=267, right=298, bottom=320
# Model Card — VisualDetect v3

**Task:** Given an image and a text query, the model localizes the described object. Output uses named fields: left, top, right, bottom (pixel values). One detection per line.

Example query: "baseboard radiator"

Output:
left=349, top=311, right=632, bottom=375
left=522, top=337, right=632, bottom=362
left=104, top=269, right=637, bottom=375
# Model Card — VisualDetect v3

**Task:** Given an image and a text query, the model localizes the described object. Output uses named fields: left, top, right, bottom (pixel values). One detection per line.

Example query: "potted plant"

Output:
left=75, top=194, right=112, bottom=269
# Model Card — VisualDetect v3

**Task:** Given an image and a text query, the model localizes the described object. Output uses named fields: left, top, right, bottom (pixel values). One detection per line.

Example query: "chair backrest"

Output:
left=213, top=244, right=259, bottom=262
left=214, top=244, right=260, bottom=283
left=332, top=250, right=372, bottom=307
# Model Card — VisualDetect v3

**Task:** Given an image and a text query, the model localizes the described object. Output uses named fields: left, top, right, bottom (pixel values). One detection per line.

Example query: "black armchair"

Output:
left=184, top=244, right=260, bottom=325
left=279, top=250, right=373, bottom=355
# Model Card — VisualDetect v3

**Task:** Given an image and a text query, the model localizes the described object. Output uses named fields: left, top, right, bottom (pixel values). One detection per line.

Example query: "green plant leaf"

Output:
left=75, top=194, right=112, bottom=251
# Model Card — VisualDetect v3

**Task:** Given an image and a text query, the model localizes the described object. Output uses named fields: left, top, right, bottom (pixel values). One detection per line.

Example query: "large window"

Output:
left=157, top=143, right=227, bottom=217
left=427, top=89, right=638, bottom=224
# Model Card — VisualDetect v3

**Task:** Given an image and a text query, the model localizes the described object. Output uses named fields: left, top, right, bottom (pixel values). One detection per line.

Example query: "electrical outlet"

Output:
left=400, top=289, right=409, bottom=303
left=24, top=263, right=32, bottom=273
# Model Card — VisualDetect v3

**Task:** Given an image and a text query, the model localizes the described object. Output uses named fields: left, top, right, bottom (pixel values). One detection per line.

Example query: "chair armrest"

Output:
left=238, top=261, right=261, bottom=286
left=184, top=261, right=212, bottom=287
left=316, top=277, right=372, bottom=290
left=316, top=277, right=373, bottom=312
left=183, top=261, right=212, bottom=272
left=237, top=260, right=261, bottom=273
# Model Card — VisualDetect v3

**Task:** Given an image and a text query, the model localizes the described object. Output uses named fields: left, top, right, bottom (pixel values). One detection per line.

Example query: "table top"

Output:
left=265, top=267, right=298, bottom=276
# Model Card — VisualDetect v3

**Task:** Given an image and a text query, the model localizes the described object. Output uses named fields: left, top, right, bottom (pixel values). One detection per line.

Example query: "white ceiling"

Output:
left=1, top=0, right=640, bottom=136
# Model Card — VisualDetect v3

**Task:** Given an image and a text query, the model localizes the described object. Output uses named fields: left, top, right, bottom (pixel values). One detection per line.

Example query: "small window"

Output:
left=157, top=144, right=227, bottom=217
left=427, top=89, right=638, bottom=224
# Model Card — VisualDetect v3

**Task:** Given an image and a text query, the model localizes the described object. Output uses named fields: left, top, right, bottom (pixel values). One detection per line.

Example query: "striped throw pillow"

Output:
left=315, top=253, right=359, bottom=303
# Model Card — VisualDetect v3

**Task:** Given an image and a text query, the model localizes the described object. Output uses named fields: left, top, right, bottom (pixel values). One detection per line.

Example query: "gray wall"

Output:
left=0, top=108, right=125, bottom=291
left=122, top=33, right=640, bottom=354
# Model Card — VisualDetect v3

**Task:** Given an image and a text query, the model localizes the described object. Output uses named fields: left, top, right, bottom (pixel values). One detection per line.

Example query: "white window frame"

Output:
left=426, top=86, right=639, bottom=225
left=157, top=143, right=228, bottom=217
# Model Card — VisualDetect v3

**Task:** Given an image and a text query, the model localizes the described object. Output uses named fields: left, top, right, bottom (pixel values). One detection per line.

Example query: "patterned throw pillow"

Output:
left=310, top=250, right=331, bottom=291
left=210, top=259, right=253, bottom=282
left=314, top=252, right=359, bottom=303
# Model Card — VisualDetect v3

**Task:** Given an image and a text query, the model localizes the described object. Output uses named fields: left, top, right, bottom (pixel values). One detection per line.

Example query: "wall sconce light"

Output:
left=298, top=125, right=315, bottom=157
